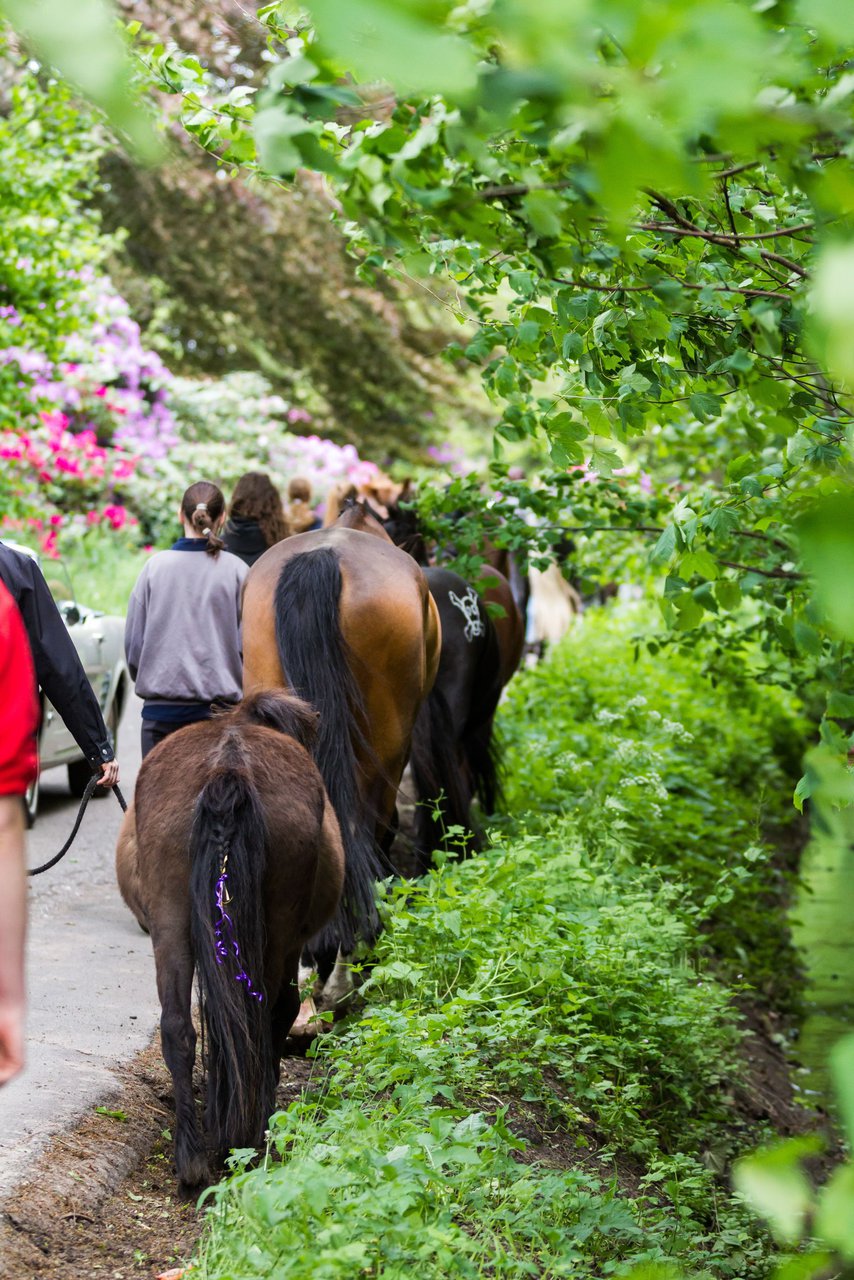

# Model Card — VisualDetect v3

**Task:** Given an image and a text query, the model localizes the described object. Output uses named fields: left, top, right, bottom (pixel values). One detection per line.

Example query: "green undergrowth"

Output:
left=193, top=606, right=807, bottom=1280
left=498, top=607, right=808, bottom=1008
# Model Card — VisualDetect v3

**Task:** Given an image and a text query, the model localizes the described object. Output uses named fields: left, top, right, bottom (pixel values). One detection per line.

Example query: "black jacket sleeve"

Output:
left=0, top=543, right=114, bottom=770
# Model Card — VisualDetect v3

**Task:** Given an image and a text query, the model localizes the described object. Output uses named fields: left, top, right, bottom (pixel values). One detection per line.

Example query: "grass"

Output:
left=189, top=604, right=807, bottom=1279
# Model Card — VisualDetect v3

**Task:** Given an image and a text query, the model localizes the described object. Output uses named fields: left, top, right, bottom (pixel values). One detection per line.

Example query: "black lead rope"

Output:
left=27, top=774, right=129, bottom=877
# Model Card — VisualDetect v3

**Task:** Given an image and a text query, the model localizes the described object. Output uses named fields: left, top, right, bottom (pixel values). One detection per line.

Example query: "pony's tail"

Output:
left=189, top=752, right=274, bottom=1156
left=274, top=547, right=381, bottom=953
left=409, top=685, right=480, bottom=868
left=461, top=716, right=502, bottom=817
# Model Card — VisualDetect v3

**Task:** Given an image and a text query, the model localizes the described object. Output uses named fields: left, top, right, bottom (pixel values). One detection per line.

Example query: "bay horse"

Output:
left=116, top=691, right=344, bottom=1188
left=241, top=503, right=442, bottom=962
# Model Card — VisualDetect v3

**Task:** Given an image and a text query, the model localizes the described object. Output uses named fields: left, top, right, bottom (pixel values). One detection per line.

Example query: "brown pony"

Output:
left=116, top=692, right=344, bottom=1188
left=241, top=503, right=442, bottom=964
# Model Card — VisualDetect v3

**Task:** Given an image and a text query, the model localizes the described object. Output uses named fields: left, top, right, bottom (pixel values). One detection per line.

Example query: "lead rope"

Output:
left=27, top=774, right=129, bottom=877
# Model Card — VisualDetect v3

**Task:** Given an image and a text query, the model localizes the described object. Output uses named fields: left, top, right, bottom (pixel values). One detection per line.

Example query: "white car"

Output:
left=8, top=544, right=129, bottom=823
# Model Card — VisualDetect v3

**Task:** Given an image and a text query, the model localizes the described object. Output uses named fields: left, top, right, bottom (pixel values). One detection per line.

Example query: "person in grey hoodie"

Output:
left=125, top=480, right=248, bottom=758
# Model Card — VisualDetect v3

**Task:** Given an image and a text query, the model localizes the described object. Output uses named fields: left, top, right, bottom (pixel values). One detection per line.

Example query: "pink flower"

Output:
left=41, top=529, right=60, bottom=558
left=102, top=504, right=128, bottom=530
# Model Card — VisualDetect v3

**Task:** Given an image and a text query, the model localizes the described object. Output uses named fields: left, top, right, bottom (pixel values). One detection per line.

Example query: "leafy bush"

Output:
left=499, top=607, right=807, bottom=1003
left=191, top=607, right=803, bottom=1280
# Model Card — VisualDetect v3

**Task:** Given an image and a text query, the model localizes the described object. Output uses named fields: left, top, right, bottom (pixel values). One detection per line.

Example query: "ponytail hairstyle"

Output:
left=180, top=481, right=226, bottom=557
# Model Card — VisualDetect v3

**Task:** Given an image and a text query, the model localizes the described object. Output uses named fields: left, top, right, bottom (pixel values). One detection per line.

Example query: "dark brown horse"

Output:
left=409, top=565, right=505, bottom=867
left=380, top=497, right=525, bottom=865
left=116, top=692, right=344, bottom=1188
left=241, top=503, right=442, bottom=961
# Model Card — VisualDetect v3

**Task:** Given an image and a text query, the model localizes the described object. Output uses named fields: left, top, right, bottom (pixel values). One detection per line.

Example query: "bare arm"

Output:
left=0, top=796, right=26, bottom=1086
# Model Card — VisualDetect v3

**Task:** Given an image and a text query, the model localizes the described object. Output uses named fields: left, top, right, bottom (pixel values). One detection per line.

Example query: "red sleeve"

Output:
left=0, top=580, right=39, bottom=797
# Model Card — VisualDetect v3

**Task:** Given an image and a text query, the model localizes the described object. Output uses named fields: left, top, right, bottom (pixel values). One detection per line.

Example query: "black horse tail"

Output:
left=461, top=608, right=504, bottom=818
left=189, top=739, right=274, bottom=1157
left=274, top=547, right=381, bottom=953
left=410, top=684, right=479, bottom=868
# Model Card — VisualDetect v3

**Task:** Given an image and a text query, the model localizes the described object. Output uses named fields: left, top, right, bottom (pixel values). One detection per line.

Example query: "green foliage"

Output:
left=0, top=54, right=111, bottom=427
left=191, top=608, right=803, bottom=1279
left=134, top=0, right=854, bottom=833
left=733, top=1034, right=854, bottom=1279
left=0, top=0, right=157, bottom=158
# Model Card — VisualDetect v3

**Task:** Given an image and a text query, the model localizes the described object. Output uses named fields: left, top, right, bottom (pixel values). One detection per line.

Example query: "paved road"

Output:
left=0, top=696, right=161, bottom=1198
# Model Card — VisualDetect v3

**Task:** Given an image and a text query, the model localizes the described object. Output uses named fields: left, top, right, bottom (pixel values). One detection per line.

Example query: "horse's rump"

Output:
left=124, top=698, right=343, bottom=1180
left=242, top=521, right=441, bottom=952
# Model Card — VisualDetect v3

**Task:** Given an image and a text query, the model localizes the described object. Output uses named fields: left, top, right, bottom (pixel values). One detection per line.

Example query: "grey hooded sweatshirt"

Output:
left=124, top=543, right=248, bottom=706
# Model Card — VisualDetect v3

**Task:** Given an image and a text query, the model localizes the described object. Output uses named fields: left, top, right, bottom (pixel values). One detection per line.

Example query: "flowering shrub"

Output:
left=1, top=283, right=177, bottom=459
left=124, top=371, right=380, bottom=542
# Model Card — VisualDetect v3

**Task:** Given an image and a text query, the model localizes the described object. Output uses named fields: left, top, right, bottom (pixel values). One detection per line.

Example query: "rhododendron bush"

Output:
left=130, top=372, right=380, bottom=542
left=0, top=57, right=380, bottom=556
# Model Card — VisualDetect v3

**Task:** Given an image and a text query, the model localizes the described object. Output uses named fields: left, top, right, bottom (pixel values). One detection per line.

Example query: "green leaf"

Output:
left=733, top=1139, right=821, bottom=1244
left=1, top=0, right=160, bottom=161
left=829, top=1035, right=854, bottom=1149
left=307, top=0, right=477, bottom=97
left=827, top=691, right=854, bottom=718
left=589, top=444, right=622, bottom=477
left=650, top=524, right=680, bottom=567
left=793, top=773, right=812, bottom=813
left=814, top=1163, right=854, bottom=1257
left=688, top=392, right=723, bottom=422
left=680, top=549, right=719, bottom=580
left=673, top=593, right=704, bottom=630
left=715, top=580, right=741, bottom=611
left=798, top=491, right=854, bottom=638
left=521, top=189, right=563, bottom=239
left=254, top=107, right=312, bottom=174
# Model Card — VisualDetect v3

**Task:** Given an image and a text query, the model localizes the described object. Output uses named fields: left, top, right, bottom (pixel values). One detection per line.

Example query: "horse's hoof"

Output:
left=176, top=1151, right=211, bottom=1192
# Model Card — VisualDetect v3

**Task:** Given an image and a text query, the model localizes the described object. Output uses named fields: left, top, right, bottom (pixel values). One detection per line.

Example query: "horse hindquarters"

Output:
left=274, top=547, right=382, bottom=954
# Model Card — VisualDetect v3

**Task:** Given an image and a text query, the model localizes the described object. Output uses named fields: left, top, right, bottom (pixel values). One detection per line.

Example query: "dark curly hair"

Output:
left=229, top=472, right=289, bottom=548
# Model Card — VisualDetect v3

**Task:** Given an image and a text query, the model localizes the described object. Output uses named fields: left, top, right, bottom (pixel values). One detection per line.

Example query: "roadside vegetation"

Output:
left=191, top=607, right=807, bottom=1279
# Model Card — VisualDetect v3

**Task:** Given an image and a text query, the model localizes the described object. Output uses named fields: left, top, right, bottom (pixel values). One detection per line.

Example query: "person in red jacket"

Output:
left=0, top=580, right=39, bottom=1086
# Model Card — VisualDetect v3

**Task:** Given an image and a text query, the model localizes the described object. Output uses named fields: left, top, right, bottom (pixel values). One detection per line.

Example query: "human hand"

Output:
left=0, top=1000, right=24, bottom=1086
left=97, top=760, right=120, bottom=788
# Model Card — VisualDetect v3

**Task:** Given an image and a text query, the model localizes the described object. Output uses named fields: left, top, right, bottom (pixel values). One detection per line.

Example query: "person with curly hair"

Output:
left=224, top=471, right=290, bottom=566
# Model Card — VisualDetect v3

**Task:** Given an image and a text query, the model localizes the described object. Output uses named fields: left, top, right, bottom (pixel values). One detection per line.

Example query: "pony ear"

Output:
left=242, top=691, right=319, bottom=748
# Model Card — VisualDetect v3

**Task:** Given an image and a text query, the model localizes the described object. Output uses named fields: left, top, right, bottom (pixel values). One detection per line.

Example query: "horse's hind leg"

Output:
left=153, top=932, right=208, bottom=1187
